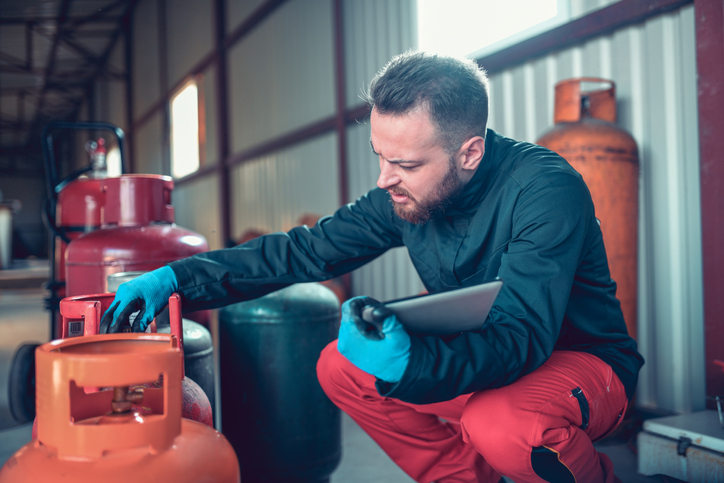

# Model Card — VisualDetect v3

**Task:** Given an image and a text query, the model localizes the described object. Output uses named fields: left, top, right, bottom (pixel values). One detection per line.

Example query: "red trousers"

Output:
left=317, top=341, right=628, bottom=483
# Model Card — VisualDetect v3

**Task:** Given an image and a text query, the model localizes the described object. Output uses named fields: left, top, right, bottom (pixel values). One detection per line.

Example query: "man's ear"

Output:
left=458, top=136, right=485, bottom=172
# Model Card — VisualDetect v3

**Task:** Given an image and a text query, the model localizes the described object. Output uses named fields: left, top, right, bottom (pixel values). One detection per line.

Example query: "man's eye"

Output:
left=399, top=165, right=417, bottom=171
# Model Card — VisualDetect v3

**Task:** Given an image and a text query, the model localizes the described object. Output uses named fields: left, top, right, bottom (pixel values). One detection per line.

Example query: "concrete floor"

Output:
left=0, top=263, right=674, bottom=482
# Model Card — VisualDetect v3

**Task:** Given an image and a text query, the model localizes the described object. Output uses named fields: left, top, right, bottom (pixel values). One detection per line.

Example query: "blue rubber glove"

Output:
left=337, top=296, right=411, bottom=383
left=100, top=266, right=179, bottom=334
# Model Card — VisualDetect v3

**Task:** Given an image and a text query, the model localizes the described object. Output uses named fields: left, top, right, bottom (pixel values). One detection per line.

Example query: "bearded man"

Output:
left=102, top=52, right=643, bottom=483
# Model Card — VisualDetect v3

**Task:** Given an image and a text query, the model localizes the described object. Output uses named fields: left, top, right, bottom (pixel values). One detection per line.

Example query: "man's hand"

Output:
left=337, top=296, right=411, bottom=383
left=100, top=266, right=179, bottom=334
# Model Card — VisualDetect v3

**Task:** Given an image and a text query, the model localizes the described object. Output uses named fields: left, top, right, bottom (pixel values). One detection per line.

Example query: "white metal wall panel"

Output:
left=230, top=133, right=339, bottom=240
left=174, top=174, right=223, bottom=251
left=134, top=113, right=164, bottom=175
left=484, top=4, right=702, bottom=413
left=132, top=0, right=161, bottom=119
left=227, top=0, right=335, bottom=154
left=342, top=0, right=422, bottom=300
left=346, top=122, right=425, bottom=301
left=342, top=0, right=416, bottom=108
left=226, top=0, right=266, bottom=32
left=166, top=0, right=214, bottom=90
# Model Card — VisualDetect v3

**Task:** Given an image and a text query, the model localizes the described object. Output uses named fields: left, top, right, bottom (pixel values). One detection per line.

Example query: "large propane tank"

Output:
left=219, top=283, right=341, bottom=483
left=65, top=174, right=209, bottom=299
left=28, top=292, right=213, bottom=435
left=106, top=271, right=215, bottom=418
left=0, top=332, right=239, bottom=483
left=53, top=175, right=103, bottom=300
left=537, top=78, right=639, bottom=340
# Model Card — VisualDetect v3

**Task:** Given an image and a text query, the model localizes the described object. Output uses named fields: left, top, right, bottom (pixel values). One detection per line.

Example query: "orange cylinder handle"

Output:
left=60, top=293, right=186, bottom=370
left=553, top=77, right=617, bottom=124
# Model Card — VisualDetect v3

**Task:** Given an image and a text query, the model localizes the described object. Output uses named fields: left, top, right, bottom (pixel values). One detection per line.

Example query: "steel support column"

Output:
left=694, top=0, right=724, bottom=403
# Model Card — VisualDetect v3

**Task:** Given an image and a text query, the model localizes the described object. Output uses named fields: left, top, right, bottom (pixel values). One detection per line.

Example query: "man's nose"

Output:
left=377, top=162, right=399, bottom=190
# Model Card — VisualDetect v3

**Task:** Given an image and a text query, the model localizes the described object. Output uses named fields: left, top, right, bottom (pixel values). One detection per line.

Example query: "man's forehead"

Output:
left=370, top=107, right=441, bottom=152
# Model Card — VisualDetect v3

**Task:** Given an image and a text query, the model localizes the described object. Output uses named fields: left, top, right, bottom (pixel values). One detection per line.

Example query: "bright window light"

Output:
left=417, top=0, right=568, bottom=58
left=106, top=145, right=122, bottom=177
left=170, top=81, right=200, bottom=178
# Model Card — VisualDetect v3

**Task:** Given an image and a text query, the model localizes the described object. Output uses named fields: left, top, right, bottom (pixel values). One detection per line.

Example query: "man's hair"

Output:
left=365, top=51, right=490, bottom=154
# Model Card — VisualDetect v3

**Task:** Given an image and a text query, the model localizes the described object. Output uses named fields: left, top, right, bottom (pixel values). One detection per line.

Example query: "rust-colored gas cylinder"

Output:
left=0, top=332, right=239, bottom=483
left=65, top=175, right=208, bottom=299
left=537, top=78, right=639, bottom=340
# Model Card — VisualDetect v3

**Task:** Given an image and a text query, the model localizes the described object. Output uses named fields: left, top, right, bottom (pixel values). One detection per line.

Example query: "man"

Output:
left=102, top=52, right=643, bottom=482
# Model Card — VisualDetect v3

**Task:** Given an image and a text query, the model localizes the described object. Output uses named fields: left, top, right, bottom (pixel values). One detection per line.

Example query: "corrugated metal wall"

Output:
left=484, top=4, right=703, bottom=413
left=230, top=133, right=339, bottom=238
left=343, top=0, right=423, bottom=301
left=227, top=0, right=335, bottom=153
left=174, top=175, right=223, bottom=251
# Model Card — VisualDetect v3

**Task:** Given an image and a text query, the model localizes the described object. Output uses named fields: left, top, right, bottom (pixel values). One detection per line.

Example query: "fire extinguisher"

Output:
left=537, top=78, right=639, bottom=340
left=6, top=122, right=128, bottom=425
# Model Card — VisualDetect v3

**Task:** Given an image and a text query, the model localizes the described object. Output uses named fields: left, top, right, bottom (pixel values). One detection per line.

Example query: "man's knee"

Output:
left=461, top=389, right=533, bottom=460
left=316, top=340, right=343, bottom=396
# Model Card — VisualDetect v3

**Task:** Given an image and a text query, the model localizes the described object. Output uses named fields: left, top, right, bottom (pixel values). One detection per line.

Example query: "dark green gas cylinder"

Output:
left=219, top=283, right=341, bottom=483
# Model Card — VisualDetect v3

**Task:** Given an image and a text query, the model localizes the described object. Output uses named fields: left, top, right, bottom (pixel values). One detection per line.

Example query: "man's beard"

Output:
left=389, top=159, right=465, bottom=224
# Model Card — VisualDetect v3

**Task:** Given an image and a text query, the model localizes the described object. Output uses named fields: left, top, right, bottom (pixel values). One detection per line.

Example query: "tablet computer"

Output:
left=363, top=280, right=503, bottom=335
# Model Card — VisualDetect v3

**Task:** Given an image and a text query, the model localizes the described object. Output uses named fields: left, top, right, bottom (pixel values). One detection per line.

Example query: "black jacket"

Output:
left=170, top=129, right=644, bottom=404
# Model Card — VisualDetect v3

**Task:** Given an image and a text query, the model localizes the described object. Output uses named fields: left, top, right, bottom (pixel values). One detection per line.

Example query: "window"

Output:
left=416, top=0, right=569, bottom=58
left=170, top=79, right=201, bottom=178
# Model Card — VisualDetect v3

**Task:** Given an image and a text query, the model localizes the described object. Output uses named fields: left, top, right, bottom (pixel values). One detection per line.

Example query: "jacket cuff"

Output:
left=375, top=336, right=426, bottom=400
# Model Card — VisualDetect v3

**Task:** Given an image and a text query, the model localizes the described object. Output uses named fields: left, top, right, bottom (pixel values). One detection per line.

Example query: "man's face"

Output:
left=370, top=107, right=464, bottom=224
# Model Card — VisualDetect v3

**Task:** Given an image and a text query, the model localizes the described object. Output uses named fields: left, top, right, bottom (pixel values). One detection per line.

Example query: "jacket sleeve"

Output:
left=378, top=171, right=598, bottom=404
left=169, top=188, right=403, bottom=312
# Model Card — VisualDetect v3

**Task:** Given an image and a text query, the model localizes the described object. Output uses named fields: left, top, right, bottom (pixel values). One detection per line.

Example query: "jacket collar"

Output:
left=444, top=129, right=501, bottom=216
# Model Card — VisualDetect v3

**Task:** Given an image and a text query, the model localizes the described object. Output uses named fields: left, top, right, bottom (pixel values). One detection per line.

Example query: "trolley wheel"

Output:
left=8, top=343, right=39, bottom=423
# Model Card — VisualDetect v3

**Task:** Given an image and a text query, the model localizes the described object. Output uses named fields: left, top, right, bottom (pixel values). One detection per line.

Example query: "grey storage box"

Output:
left=638, top=410, right=724, bottom=482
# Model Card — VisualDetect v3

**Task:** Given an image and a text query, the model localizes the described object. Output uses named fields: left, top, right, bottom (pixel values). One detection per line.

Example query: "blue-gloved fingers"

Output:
left=130, top=302, right=152, bottom=333
left=105, top=298, right=144, bottom=334
left=344, top=296, right=384, bottom=340
left=99, top=300, right=121, bottom=334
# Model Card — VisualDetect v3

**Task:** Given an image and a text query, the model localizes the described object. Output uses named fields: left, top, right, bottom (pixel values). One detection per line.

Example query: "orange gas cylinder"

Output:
left=30, top=293, right=212, bottom=439
left=537, top=78, right=639, bottom=340
left=0, top=332, right=239, bottom=482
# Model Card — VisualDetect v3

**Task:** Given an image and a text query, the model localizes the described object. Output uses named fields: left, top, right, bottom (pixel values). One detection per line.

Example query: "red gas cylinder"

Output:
left=0, top=332, right=239, bottom=482
left=65, top=175, right=209, bottom=297
left=537, top=78, right=639, bottom=340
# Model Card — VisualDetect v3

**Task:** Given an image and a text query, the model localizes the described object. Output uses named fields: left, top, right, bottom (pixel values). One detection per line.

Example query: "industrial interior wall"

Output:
left=227, top=0, right=337, bottom=236
left=343, top=0, right=423, bottom=301
left=201, top=65, right=218, bottom=168
left=174, top=175, right=222, bottom=251
left=131, top=0, right=161, bottom=122
left=132, top=112, right=164, bottom=176
left=230, top=134, right=339, bottom=243
left=227, top=0, right=335, bottom=153
left=83, top=40, right=126, bottom=168
left=164, top=0, right=213, bottom=92
left=483, top=4, right=703, bottom=414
